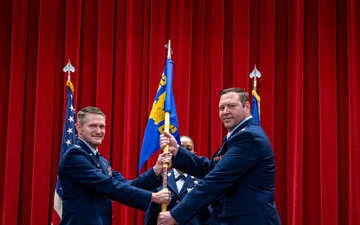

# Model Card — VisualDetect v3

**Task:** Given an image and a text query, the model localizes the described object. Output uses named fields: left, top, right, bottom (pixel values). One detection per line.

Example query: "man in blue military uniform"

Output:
left=157, top=88, right=281, bottom=225
left=58, top=106, right=171, bottom=225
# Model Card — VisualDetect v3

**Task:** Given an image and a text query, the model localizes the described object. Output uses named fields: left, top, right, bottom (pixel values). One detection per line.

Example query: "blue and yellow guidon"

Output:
left=149, top=74, right=178, bottom=134
left=138, top=58, right=180, bottom=172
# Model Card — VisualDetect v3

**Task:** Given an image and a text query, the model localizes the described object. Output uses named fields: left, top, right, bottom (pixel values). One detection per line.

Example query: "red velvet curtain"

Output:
left=1, top=0, right=359, bottom=224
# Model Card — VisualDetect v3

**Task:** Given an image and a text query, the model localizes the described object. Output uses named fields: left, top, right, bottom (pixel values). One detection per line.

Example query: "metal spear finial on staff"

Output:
left=63, top=59, right=75, bottom=82
left=249, top=65, right=261, bottom=125
left=63, top=59, right=76, bottom=95
left=165, top=40, right=173, bottom=58
left=249, top=64, right=261, bottom=92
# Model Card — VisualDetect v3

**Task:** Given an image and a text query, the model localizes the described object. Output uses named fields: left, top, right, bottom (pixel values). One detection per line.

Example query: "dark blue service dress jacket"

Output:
left=170, top=118, right=281, bottom=225
left=145, top=169, right=211, bottom=225
left=58, top=138, right=162, bottom=225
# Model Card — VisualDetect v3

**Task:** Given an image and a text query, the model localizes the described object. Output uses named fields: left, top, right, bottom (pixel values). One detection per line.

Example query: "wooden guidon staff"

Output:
left=161, top=40, right=172, bottom=212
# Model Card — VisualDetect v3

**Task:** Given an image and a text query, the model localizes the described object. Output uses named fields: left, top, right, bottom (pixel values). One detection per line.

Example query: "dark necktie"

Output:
left=217, top=136, right=227, bottom=155
left=175, top=174, right=186, bottom=181
left=95, top=152, right=102, bottom=163
left=222, top=136, right=227, bottom=145
left=96, top=152, right=107, bottom=173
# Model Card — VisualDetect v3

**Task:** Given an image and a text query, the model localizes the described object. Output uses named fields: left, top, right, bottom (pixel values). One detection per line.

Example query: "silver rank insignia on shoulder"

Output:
left=107, top=167, right=112, bottom=176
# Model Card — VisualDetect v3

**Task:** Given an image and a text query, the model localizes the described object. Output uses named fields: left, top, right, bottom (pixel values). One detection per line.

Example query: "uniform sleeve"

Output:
left=171, top=131, right=262, bottom=224
left=59, top=147, right=153, bottom=211
left=172, top=146, right=212, bottom=178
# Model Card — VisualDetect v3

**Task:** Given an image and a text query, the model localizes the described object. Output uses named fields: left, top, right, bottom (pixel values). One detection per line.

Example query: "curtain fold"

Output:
left=318, top=0, right=339, bottom=224
left=348, top=1, right=360, bottom=224
left=3, top=0, right=29, bottom=224
left=1, top=0, right=359, bottom=224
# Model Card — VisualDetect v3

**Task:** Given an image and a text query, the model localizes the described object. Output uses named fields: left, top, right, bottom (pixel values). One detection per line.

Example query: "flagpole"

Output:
left=51, top=60, right=76, bottom=224
left=161, top=40, right=171, bottom=212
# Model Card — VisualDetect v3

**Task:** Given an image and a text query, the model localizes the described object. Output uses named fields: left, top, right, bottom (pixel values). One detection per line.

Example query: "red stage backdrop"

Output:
left=0, top=0, right=359, bottom=224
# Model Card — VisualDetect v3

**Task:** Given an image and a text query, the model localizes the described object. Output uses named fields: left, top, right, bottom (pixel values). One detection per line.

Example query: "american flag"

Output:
left=51, top=80, right=77, bottom=224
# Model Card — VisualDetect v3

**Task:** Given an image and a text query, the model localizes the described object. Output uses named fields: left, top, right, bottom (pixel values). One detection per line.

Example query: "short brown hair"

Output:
left=77, top=106, right=106, bottom=125
left=219, top=87, right=248, bottom=106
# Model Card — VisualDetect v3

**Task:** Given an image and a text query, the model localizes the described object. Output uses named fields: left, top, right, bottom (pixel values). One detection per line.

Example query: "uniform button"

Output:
left=176, top=200, right=180, bottom=204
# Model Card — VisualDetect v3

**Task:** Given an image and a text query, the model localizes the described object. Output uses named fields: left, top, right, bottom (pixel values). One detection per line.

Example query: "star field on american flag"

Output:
left=62, top=94, right=77, bottom=150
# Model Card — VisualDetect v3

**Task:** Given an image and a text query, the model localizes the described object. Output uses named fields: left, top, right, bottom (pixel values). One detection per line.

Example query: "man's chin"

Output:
left=92, top=139, right=103, bottom=144
left=223, top=122, right=232, bottom=128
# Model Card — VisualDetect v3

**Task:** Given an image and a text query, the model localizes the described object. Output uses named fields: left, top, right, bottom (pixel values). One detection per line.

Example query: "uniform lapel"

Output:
left=97, top=154, right=109, bottom=175
left=167, top=170, right=179, bottom=196
left=178, top=176, right=194, bottom=196
left=211, top=118, right=256, bottom=167
left=228, top=117, right=255, bottom=140
left=76, top=139, right=104, bottom=173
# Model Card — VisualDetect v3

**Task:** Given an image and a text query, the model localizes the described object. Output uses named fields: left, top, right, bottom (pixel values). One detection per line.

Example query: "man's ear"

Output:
left=75, top=122, right=81, bottom=132
left=245, top=101, right=251, bottom=110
